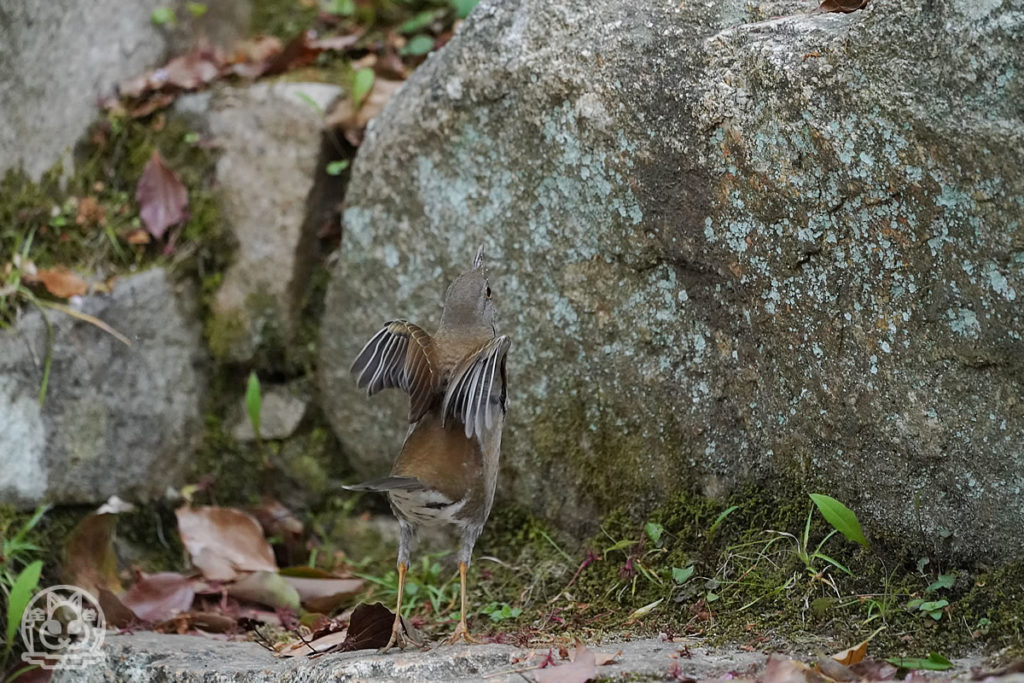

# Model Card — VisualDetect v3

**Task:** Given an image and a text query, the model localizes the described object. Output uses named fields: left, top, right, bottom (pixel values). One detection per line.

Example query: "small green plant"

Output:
left=185, top=2, right=207, bottom=18
left=904, top=572, right=955, bottom=620
left=643, top=521, right=664, bottom=546
left=400, top=34, right=436, bottom=57
left=772, top=504, right=853, bottom=584
left=150, top=6, right=177, bottom=26
left=480, top=602, right=522, bottom=623
left=324, top=0, right=355, bottom=16
left=351, top=69, right=375, bottom=110
left=354, top=553, right=459, bottom=618
left=325, top=160, right=350, bottom=176
left=671, top=565, right=694, bottom=584
left=886, top=652, right=952, bottom=671
left=1, top=506, right=48, bottom=678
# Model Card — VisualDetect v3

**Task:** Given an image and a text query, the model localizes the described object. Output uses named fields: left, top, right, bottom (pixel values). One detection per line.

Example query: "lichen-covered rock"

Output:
left=177, top=83, right=343, bottom=363
left=0, top=269, right=206, bottom=506
left=318, top=0, right=1024, bottom=562
left=0, top=0, right=249, bottom=180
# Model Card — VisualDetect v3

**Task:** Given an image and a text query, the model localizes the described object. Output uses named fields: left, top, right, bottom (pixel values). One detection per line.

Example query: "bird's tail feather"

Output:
left=342, top=476, right=424, bottom=493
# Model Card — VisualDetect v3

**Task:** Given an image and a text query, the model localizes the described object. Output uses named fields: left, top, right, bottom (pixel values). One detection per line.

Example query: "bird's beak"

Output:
left=473, top=245, right=485, bottom=269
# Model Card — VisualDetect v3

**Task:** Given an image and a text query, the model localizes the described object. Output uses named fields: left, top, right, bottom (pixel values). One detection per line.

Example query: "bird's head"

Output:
left=441, top=246, right=496, bottom=332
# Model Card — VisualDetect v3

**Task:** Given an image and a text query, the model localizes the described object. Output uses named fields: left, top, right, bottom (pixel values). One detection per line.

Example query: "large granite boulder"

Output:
left=0, top=0, right=249, bottom=180
left=318, top=0, right=1024, bottom=562
left=0, top=269, right=206, bottom=506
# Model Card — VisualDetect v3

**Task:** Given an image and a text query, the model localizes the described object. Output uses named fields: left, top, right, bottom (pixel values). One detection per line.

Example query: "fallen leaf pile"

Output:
left=63, top=497, right=365, bottom=642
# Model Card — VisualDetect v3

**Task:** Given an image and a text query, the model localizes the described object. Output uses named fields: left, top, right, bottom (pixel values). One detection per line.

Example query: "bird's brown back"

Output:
left=391, top=409, right=485, bottom=510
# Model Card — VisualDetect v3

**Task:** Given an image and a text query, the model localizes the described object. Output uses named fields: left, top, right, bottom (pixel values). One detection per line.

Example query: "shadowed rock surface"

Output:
left=176, top=83, right=344, bottom=363
left=0, top=269, right=206, bottom=505
left=318, top=0, right=1024, bottom=562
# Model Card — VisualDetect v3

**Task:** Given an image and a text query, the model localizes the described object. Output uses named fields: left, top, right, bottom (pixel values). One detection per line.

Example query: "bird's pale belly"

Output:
left=389, top=488, right=469, bottom=528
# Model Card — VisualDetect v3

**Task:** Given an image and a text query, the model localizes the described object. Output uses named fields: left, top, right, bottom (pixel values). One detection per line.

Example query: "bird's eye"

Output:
left=485, top=286, right=492, bottom=299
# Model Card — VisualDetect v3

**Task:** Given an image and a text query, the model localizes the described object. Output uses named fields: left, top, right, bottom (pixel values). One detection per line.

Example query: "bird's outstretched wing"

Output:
left=442, top=335, right=510, bottom=440
left=351, top=320, right=437, bottom=422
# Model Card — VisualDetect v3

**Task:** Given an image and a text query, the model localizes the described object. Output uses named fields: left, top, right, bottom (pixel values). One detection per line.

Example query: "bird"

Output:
left=345, top=246, right=510, bottom=651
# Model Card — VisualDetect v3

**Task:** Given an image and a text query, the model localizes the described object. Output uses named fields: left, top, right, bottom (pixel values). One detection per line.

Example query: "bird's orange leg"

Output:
left=445, top=561, right=482, bottom=645
left=381, top=562, right=419, bottom=652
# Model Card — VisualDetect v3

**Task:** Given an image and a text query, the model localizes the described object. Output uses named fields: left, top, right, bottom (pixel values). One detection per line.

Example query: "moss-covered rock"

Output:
left=317, top=0, right=1024, bottom=564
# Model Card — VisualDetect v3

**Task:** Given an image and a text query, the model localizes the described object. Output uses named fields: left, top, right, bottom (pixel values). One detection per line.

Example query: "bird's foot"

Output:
left=444, top=620, right=483, bottom=646
left=379, top=616, right=420, bottom=654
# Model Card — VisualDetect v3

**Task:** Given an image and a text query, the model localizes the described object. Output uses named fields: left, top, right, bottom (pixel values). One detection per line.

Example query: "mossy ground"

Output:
left=0, top=110, right=229, bottom=327
left=285, top=484, right=1020, bottom=661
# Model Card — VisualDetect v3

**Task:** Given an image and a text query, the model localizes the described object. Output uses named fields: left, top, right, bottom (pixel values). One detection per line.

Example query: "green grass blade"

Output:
left=246, top=371, right=262, bottom=439
left=812, top=551, right=853, bottom=577
left=708, top=505, right=739, bottom=537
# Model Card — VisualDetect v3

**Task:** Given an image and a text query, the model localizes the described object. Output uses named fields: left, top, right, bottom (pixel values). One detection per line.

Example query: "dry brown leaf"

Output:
left=278, top=629, right=349, bottom=656
left=326, top=77, right=403, bottom=145
left=850, top=660, right=899, bottom=680
left=593, top=650, right=621, bottom=666
left=335, top=602, right=398, bottom=652
left=130, top=93, right=176, bottom=119
left=831, top=625, right=885, bottom=666
left=250, top=499, right=304, bottom=538
left=534, top=644, right=598, bottom=683
left=263, top=30, right=321, bottom=77
left=232, top=35, right=283, bottom=63
left=63, top=512, right=121, bottom=595
left=176, top=506, right=277, bottom=581
left=818, top=0, right=869, bottom=12
left=120, top=572, right=196, bottom=622
left=152, top=610, right=237, bottom=634
left=308, top=30, right=364, bottom=52
left=125, top=228, right=152, bottom=245
left=162, top=51, right=222, bottom=90
left=75, top=196, right=106, bottom=228
left=99, top=588, right=141, bottom=629
left=760, top=655, right=816, bottom=683
left=136, top=150, right=188, bottom=240
left=817, top=656, right=857, bottom=681
left=34, top=267, right=88, bottom=298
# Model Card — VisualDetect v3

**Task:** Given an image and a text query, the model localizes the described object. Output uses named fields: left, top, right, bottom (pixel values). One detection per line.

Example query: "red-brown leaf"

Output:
left=120, top=572, right=196, bottom=622
left=136, top=150, right=188, bottom=239
left=176, top=506, right=277, bottom=581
